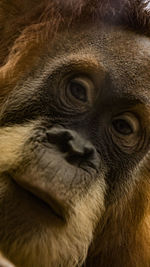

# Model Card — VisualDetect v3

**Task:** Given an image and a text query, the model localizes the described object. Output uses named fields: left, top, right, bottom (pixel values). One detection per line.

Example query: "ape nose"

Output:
left=47, top=127, right=95, bottom=160
left=67, top=134, right=94, bottom=159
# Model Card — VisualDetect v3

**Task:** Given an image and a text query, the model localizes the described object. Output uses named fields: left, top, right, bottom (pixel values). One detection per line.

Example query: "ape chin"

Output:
left=0, top=0, right=150, bottom=267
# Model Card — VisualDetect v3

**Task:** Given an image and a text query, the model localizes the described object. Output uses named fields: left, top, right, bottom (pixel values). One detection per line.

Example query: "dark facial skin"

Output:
left=0, top=23, right=150, bottom=267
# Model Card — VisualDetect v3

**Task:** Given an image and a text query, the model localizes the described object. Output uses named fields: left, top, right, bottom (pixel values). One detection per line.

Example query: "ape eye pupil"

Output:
left=69, top=81, right=87, bottom=102
left=112, top=119, right=133, bottom=135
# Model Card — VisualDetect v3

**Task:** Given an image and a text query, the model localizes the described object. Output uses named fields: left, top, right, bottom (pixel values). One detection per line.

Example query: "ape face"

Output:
left=0, top=22, right=150, bottom=267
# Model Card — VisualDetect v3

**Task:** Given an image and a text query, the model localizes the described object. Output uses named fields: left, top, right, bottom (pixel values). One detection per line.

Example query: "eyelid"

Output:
left=113, top=112, right=139, bottom=133
left=71, top=77, right=95, bottom=90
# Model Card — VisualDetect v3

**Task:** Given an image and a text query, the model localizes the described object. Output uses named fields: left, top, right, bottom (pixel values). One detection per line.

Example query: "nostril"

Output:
left=46, top=127, right=75, bottom=153
left=46, top=127, right=62, bottom=143
left=67, top=139, right=95, bottom=160
left=63, top=131, right=73, bottom=142
left=68, top=139, right=85, bottom=156
left=84, top=145, right=94, bottom=158
left=46, top=128, right=73, bottom=144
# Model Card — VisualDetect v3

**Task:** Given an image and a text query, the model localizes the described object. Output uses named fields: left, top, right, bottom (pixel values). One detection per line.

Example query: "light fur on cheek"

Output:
left=0, top=123, right=35, bottom=172
left=0, top=252, right=15, bottom=267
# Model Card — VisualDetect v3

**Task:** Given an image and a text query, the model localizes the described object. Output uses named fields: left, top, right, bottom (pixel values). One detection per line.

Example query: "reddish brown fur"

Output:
left=86, top=172, right=150, bottom=266
left=0, top=0, right=150, bottom=67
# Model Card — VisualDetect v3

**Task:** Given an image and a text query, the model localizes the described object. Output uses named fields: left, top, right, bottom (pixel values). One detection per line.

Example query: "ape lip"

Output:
left=12, top=176, right=66, bottom=221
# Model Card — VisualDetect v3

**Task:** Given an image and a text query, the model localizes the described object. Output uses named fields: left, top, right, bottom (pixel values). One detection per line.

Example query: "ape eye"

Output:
left=112, top=113, right=139, bottom=136
left=112, top=119, right=133, bottom=135
left=67, top=77, right=94, bottom=103
left=69, top=81, right=87, bottom=102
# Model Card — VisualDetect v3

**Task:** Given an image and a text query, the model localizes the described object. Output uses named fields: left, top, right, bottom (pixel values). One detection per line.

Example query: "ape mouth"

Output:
left=11, top=175, right=66, bottom=221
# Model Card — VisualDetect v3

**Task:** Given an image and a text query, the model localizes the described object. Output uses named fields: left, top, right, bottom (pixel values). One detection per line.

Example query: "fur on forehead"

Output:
left=39, top=0, right=150, bottom=33
left=25, top=0, right=150, bottom=32
left=0, top=0, right=150, bottom=69
left=1, top=0, right=150, bottom=32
